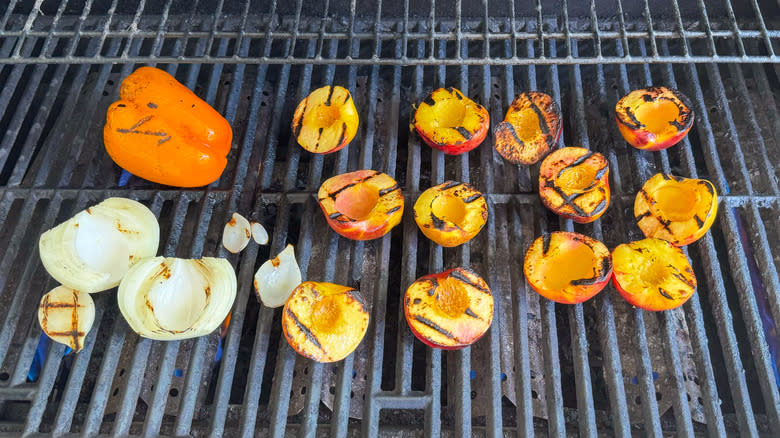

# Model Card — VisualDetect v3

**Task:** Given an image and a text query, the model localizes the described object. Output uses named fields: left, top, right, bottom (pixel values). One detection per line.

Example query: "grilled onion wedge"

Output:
left=118, top=256, right=236, bottom=341
left=38, top=285, right=95, bottom=352
left=39, top=197, right=160, bottom=293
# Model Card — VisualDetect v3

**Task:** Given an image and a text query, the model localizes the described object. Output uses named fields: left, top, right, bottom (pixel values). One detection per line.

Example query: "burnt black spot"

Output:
left=422, top=94, right=436, bottom=107
left=431, top=213, right=447, bottom=230
left=413, top=298, right=422, bottom=305
left=642, top=93, right=654, bottom=102
left=147, top=102, right=157, bottom=109
left=662, top=173, right=672, bottom=180
left=117, top=103, right=126, bottom=108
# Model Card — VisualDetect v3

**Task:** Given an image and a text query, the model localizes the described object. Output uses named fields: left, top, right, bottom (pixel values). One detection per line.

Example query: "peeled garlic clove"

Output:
left=38, top=285, right=96, bottom=352
left=250, top=221, right=269, bottom=245
left=118, top=256, right=237, bottom=341
left=39, top=197, right=160, bottom=293
left=254, top=244, right=302, bottom=308
left=223, top=212, right=251, bottom=253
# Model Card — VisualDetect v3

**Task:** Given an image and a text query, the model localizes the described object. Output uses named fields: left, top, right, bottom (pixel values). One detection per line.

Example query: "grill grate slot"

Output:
left=0, top=0, right=779, bottom=436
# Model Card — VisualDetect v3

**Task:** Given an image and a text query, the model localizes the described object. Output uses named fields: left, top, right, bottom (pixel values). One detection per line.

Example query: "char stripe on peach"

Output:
left=658, top=288, right=675, bottom=300
left=286, top=308, right=324, bottom=352
left=462, top=193, right=482, bottom=203
left=449, top=269, right=490, bottom=294
left=386, top=206, right=401, bottom=215
left=549, top=184, right=589, bottom=217
left=525, top=96, right=551, bottom=135
left=327, top=172, right=380, bottom=199
left=379, top=184, right=400, bottom=196
left=413, top=315, right=456, bottom=340
left=464, top=307, right=479, bottom=319
left=455, top=126, right=473, bottom=140
left=324, top=85, right=335, bottom=106
left=542, top=233, right=551, bottom=255
left=440, top=181, right=461, bottom=190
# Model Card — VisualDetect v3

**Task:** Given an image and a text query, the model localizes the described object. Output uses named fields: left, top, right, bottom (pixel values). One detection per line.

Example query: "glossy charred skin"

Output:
left=635, top=173, right=717, bottom=246
left=292, top=85, right=359, bottom=154
left=282, top=282, right=369, bottom=363
left=318, top=170, right=403, bottom=241
left=494, top=91, right=562, bottom=165
left=539, top=147, right=610, bottom=224
left=524, top=232, right=612, bottom=304
left=412, top=87, right=490, bottom=155
left=612, top=238, right=697, bottom=311
left=404, top=267, right=493, bottom=350
left=413, top=181, right=488, bottom=247
left=615, top=86, right=694, bottom=151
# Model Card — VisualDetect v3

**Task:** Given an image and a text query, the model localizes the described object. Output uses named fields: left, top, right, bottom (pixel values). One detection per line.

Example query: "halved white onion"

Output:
left=38, top=285, right=96, bottom=352
left=250, top=221, right=269, bottom=245
left=223, top=212, right=251, bottom=253
left=118, top=256, right=236, bottom=341
left=254, top=244, right=302, bottom=308
left=39, top=197, right=160, bottom=293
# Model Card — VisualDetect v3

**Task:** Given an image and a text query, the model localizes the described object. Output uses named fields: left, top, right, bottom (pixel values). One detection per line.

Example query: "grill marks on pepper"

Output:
left=117, top=115, right=171, bottom=145
left=286, top=308, right=324, bottom=353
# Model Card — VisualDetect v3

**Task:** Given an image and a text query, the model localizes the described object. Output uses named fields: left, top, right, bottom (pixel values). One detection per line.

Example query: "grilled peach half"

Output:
left=539, top=147, right=610, bottom=223
left=404, top=267, right=493, bottom=350
left=318, top=170, right=403, bottom=241
left=494, top=91, right=562, bottom=165
left=292, top=85, right=359, bottom=154
left=612, top=238, right=697, bottom=311
left=524, top=232, right=612, bottom=304
left=615, top=86, right=694, bottom=151
left=282, top=282, right=369, bottom=363
left=413, top=181, right=487, bottom=247
left=413, top=87, right=489, bottom=155
left=635, top=173, right=717, bottom=246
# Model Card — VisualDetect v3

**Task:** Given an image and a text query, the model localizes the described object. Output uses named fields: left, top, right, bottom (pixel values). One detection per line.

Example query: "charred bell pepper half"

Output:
left=524, top=232, right=612, bottom=304
left=404, top=267, right=493, bottom=350
left=292, top=85, right=359, bottom=154
left=413, top=181, right=488, bottom=247
left=539, top=147, right=610, bottom=223
left=412, top=87, right=489, bottom=155
left=104, top=66, right=232, bottom=187
left=318, top=170, right=404, bottom=241
left=282, top=282, right=369, bottom=363
left=635, top=173, right=717, bottom=246
left=615, top=86, right=694, bottom=151
left=494, top=91, right=562, bottom=165
left=612, top=238, right=697, bottom=311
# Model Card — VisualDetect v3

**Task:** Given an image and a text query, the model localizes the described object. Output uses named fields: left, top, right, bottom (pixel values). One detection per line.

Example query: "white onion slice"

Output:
left=250, top=221, right=269, bottom=245
left=38, top=285, right=95, bottom=352
left=223, top=212, right=251, bottom=253
left=118, top=256, right=236, bottom=341
left=39, top=197, right=160, bottom=293
left=254, top=244, right=302, bottom=308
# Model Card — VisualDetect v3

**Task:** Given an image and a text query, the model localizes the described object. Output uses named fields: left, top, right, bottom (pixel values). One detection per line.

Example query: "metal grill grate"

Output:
left=1, top=0, right=779, bottom=436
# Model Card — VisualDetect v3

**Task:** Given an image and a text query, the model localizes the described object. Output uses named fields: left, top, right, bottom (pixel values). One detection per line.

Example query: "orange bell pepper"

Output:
left=104, top=67, right=232, bottom=187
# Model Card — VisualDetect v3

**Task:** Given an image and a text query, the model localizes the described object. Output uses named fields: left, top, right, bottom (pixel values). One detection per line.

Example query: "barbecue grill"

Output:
left=1, top=0, right=779, bottom=436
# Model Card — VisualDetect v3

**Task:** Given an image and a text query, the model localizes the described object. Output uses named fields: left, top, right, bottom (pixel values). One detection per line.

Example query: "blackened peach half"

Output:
left=292, top=85, right=359, bottom=154
left=524, top=232, right=612, bottom=304
left=615, top=86, right=694, bottom=151
left=318, top=170, right=404, bottom=241
left=635, top=173, right=717, bottom=246
left=539, top=147, right=610, bottom=224
left=612, top=238, right=697, bottom=311
left=404, top=267, right=493, bottom=350
left=282, top=282, right=369, bottom=363
left=494, top=91, right=562, bottom=165
left=413, top=181, right=488, bottom=247
left=413, top=87, right=489, bottom=155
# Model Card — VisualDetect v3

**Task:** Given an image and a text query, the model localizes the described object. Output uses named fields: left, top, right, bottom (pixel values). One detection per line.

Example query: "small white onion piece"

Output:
left=223, top=212, right=251, bottom=253
left=118, top=256, right=237, bottom=341
left=38, top=285, right=95, bottom=352
left=254, top=244, right=301, bottom=308
left=39, top=197, right=160, bottom=293
left=250, top=221, right=269, bottom=245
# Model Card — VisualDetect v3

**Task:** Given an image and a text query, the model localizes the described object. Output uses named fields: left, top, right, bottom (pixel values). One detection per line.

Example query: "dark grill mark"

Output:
left=292, top=99, right=307, bottom=136
left=379, top=184, right=400, bottom=196
left=116, top=115, right=169, bottom=139
left=450, top=269, right=490, bottom=295
left=694, top=215, right=705, bottom=227
left=550, top=184, right=588, bottom=217
left=440, top=181, right=461, bottom=191
left=662, top=173, right=672, bottom=180
left=147, top=102, right=157, bottom=109
left=336, top=122, right=347, bottom=146
left=526, top=95, right=551, bottom=135
left=386, top=205, right=401, bottom=215
left=324, top=85, right=335, bottom=106
left=542, top=232, right=551, bottom=255
left=413, top=315, right=456, bottom=340
left=700, top=180, right=715, bottom=195
left=636, top=210, right=652, bottom=221
left=345, top=289, right=368, bottom=312
left=455, top=126, right=473, bottom=140
left=431, top=213, right=447, bottom=230
left=463, top=193, right=482, bottom=203
left=497, top=122, right=525, bottom=148
left=329, top=212, right=345, bottom=220
left=556, top=151, right=595, bottom=178
left=659, top=288, right=675, bottom=300
left=621, top=106, right=644, bottom=130
left=327, top=172, right=380, bottom=199
left=671, top=271, right=696, bottom=288
left=286, top=308, right=324, bottom=351
left=465, top=308, right=479, bottom=319
left=422, top=94, right=436, bottom=107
